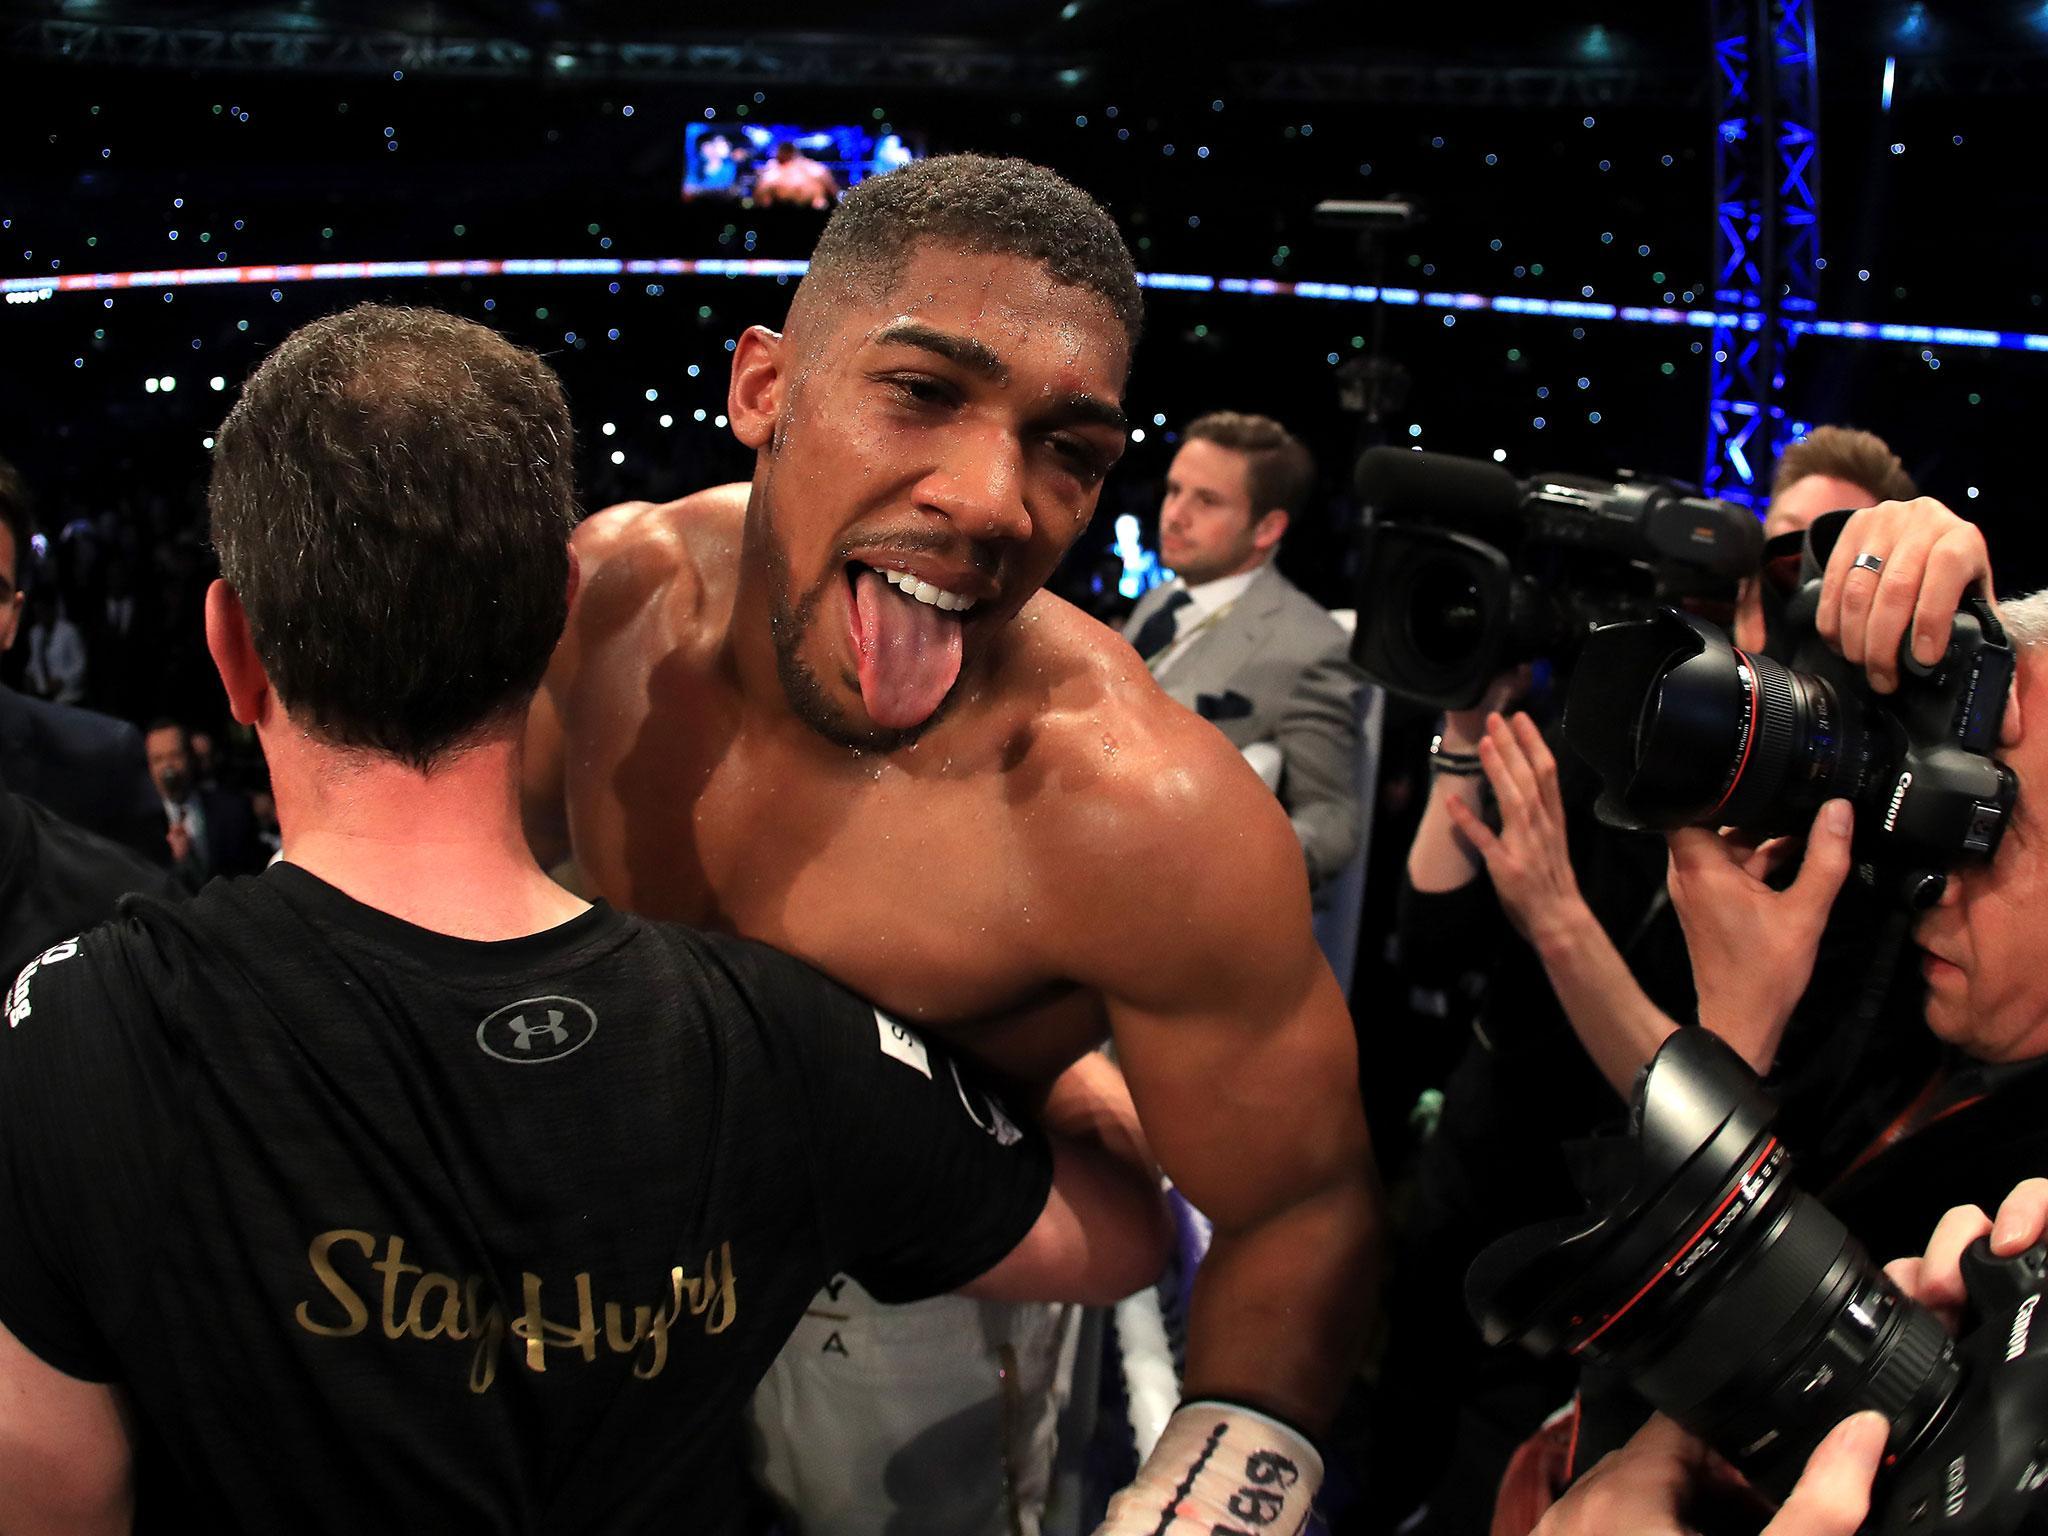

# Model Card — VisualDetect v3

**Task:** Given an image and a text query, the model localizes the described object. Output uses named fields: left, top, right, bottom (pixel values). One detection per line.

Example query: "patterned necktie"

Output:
left=1131, top=589, right=1194, bottom=662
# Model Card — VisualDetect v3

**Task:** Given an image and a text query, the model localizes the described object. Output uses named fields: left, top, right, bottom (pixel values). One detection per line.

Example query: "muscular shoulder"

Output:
left=993, top=598, right=1309, bottom=960
left=568, top=483, right=748, bottom=645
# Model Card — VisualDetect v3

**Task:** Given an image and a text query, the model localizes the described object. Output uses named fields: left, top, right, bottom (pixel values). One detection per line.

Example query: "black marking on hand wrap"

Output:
left=1148, top=1421, right=1230, bottom=1536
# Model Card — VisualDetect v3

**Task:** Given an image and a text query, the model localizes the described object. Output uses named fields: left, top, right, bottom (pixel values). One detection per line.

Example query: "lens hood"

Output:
left=1467, top=1030, right=1777, bottom=1355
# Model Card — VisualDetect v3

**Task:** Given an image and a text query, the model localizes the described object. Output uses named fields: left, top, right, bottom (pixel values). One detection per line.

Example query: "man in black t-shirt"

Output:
left=0, top=304, right=1167, bottom=1535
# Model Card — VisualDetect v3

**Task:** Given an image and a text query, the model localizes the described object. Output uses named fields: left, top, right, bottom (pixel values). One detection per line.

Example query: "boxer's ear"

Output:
left=204, top=579, right=270, bottom=727
left=727, top=325, right=785, bottom=452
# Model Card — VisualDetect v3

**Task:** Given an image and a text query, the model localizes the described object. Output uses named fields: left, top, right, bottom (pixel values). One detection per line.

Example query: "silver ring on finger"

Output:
left=1851, top=551, right=1886, bottom=576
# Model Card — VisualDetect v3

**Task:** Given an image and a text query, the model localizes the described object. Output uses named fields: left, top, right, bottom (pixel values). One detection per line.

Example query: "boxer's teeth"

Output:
left=868, top=564, right=977, bottom=614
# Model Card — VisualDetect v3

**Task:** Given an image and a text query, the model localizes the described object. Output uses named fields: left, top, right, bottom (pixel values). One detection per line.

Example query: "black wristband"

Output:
left=1428, top=731, right=1480, bottom=762
left=1428, top=732, right=1484, bottom=776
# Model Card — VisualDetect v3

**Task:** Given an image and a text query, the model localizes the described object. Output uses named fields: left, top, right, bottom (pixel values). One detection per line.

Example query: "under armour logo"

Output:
left=476, top=996, right=598, bottom=1065
left=506, top=1010, right=570, bottom=1051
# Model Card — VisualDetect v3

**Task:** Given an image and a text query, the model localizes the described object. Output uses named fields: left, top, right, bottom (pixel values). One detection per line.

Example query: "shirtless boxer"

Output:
left=525, top=155, right=1378, bottom=1533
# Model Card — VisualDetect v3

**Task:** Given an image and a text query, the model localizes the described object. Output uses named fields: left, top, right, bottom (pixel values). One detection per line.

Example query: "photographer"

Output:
left=1665, top=496, right=2039, bottom=1257
left=1366, top=436, right=1929, bottom=1532
left=1495, top=495, right=2048, bottom=1527
left=1534, top=1178, right=2048, bottom=1535
left=1462, top=492, right=2021, bottom=1174
left=1434, top=429, right=1925, bottom=1094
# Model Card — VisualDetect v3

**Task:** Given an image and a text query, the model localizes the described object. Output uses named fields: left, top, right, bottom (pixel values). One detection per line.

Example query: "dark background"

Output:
left=4, top=0, right=2046, bottom=615
left=2, top=6, right=2045, bottom=1119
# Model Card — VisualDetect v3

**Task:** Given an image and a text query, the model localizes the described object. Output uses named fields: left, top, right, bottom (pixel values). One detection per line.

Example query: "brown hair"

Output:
left=208, top=304, right=577, bottom=770
left=1183, top=411, right=1317, bottom=519
left=1771, top=426, right=1917, bottom=505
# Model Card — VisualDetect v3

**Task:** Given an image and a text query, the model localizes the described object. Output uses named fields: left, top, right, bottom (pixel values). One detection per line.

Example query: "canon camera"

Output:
left=1563, top=509, right=2015, bottom=909
left=1468, top=1029, right=2048, bottom=1535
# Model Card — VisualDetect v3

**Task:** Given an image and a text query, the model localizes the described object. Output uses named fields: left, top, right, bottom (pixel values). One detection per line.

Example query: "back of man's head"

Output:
left=790, top=153, right=1143, bottom=349
left=1771, top=426, right=1917, bottom=506
left=208, top=304, right=577, bottom=771
left=1183, top=411, right=1316, bottom=520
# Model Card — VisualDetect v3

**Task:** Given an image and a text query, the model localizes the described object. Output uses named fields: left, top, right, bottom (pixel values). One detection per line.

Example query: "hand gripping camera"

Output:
left=1468, top=1029, right=2048, bottom=1534
left=1562, top=509, right=2016, bottom=910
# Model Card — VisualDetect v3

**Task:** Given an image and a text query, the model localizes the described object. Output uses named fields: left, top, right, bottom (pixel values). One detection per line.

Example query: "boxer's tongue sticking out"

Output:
left=850, top=565, right=970, bottom=731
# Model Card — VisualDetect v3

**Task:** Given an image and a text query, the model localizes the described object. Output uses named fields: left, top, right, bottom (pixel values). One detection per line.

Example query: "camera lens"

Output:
left=1407, top=556, right=1486, bottom=669
left=1468, top=1031, right=1961, bottom=1500
left=1573, top=1138, right=1957, bottom=1496
left=1566, top=610, right=1896, bottom=841
left=1644, top=647, right=1891, bottom=834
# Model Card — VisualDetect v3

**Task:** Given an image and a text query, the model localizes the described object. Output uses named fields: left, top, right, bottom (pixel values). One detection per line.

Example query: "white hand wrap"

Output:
left=1094, top=1400, right=1323, bottom=1535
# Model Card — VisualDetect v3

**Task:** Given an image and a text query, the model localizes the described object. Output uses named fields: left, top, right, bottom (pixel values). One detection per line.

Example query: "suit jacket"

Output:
left=1123, top=564, right=1366, bottom=885
left=162, top=786, right=266, bottom=890
left=192, top=785, right=266, bottom=883
left=0, top=685, right=167, bottom=864
left=0, top=785, right=184, bottom=982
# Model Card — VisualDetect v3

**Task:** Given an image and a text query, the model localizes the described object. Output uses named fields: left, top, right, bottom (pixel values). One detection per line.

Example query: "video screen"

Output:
left=682, top=122, right=923, bottom=205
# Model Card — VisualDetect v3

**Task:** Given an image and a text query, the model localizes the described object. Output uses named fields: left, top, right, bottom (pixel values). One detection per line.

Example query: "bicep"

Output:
left=1046, top=719, right=1372, bottom=1232
left=1093, top=799, right=1368, bottom=1232
left=1113, top=953, right=1367, bottom=1235
left=0, top=1317, right=131, bottom=1535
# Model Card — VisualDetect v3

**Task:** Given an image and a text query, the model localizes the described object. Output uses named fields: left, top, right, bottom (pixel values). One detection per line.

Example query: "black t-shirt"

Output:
left=0, top=864, right=1054, bottom=1534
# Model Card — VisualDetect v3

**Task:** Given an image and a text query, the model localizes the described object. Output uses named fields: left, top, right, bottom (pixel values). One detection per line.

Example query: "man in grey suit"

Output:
left=1123, top=411, right=1366, bottom=887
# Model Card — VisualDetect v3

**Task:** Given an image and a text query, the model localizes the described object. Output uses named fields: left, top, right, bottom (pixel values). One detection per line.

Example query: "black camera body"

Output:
left=1467, top=1029, right=2048, bottom=1534
left=1565, top=509, right=2016, bottom=909
left=1350, top=447, right=1762, bottom=710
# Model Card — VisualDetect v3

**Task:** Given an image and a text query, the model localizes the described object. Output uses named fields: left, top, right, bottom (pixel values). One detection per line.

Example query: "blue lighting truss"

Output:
left=1707, top=0, right=1822, bottom=507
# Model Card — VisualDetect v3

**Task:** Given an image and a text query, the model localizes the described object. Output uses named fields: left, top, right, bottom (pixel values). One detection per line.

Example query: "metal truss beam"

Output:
left=10, top=19, right=1697, bottom=103
left=1219, top=61, right=1700, bottom=107
left=7, top=19, right=1098, bottom=89
left=1895, top=53, right=2048, bottom=98
left=1705, top=0, right=1819, bottom=508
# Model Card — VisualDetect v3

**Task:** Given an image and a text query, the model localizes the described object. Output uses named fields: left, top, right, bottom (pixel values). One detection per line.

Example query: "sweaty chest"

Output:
left=571, top=734, right=1071, bottom=1035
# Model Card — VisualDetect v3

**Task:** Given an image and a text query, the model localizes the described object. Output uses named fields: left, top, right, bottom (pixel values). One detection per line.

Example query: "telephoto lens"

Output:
left=1563, top=600, right=2015, bottom=908
left=1566, top=607, right=1893, bottom=840
left=1467, top=1030, right=1962, bottom=1503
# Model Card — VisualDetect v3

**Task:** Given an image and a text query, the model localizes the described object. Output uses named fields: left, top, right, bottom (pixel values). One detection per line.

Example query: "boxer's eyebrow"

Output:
left=1047, top=391, right=1128, bottom=438
left=872, top=320, right=1009, bottom=384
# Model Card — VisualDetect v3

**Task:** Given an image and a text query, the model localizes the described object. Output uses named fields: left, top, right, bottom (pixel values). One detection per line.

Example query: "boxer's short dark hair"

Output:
left=208, top=303, right=576, bottom=770
left=801, top=154, right=1143, bottom=347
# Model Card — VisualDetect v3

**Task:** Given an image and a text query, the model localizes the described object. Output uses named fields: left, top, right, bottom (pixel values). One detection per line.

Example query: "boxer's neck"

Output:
left=267, top=727, right=589, bottom=940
